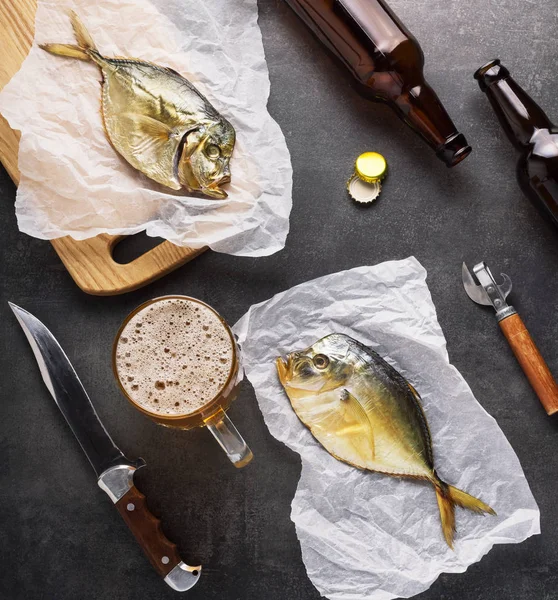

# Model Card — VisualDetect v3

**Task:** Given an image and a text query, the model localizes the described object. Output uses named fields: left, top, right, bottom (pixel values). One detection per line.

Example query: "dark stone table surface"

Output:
left=2, top=1, right=558, bottom=598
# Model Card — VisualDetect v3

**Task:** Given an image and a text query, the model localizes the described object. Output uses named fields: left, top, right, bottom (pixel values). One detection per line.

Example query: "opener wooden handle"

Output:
left=499, top=313, right=558, bottom=415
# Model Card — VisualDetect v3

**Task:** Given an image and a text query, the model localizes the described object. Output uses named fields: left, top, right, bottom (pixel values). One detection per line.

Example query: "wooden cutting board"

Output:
left=0, top=0, right=206, bottom=295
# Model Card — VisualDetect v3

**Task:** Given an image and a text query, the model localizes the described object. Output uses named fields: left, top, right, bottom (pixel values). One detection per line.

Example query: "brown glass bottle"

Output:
left=285, top=0, right=471, bottom=167
left=475, top=60, right=558, bottom=230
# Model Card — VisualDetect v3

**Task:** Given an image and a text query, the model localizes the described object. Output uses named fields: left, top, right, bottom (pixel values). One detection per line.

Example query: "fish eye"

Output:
left=206, top=144, right=221, bottom=159
left=313, top=354, right=329, bottom=370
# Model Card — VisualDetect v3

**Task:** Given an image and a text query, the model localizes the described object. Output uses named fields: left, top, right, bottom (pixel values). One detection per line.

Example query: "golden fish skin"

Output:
left=40, top=11, right=235, bottom=199
left=276, top=333, right=495, bottom=548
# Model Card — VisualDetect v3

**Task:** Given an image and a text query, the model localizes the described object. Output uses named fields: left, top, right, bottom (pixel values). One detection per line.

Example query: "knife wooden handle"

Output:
left=499, top=313, right=558, bottom=415
left=115, top=485, right=184, bottom=577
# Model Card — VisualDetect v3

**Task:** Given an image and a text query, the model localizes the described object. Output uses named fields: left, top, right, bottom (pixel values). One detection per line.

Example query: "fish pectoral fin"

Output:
left=121, top=113, right=180, bottom=160
left=338, top=389, right=375, bottom=461
left=114, top=113, right=182, bottom=190
left=336, top=424, right=369, bottom=436
left=127, top=113, right=173, bottom=142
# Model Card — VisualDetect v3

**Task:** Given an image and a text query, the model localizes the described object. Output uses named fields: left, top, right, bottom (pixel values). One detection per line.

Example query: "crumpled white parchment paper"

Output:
left=233, top=257, right=540, bottom=600
left=0, top=0, right=292, bottom=256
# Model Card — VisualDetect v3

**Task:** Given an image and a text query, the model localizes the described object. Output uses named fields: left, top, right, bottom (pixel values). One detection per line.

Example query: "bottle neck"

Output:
left=285, top=0, right=471, bottom=166
left=388, top=77, right=471, bottom=166
left=475, top=60, right=553, bottom=148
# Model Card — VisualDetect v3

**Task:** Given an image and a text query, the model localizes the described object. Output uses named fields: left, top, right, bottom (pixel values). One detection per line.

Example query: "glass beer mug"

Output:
left=112, top=296, right=253, bottom=468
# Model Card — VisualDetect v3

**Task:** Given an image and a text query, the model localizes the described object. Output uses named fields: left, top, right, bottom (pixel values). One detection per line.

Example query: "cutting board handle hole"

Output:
left=112, top=233, right=164, bottom=265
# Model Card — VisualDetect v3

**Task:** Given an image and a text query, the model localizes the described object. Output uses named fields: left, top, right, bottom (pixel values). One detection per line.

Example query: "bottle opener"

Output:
left=462, top=261, right=558, bottom=415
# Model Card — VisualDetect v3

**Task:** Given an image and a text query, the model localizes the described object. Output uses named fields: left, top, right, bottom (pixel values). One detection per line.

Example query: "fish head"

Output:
left=276, top=334, right=354, bottom=399
left=177, top=119, right=236, bottom=199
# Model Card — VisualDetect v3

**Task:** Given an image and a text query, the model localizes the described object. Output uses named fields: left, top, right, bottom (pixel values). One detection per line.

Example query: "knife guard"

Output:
left=116, top=485, right=186, bottom=577
left=499, top=313, right=558, bottom=415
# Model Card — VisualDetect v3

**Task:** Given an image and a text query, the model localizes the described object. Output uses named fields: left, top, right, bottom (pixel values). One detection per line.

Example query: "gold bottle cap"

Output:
left=347, top=151, right=386, bottom=203
left=355, top=152, right=387, bottom=183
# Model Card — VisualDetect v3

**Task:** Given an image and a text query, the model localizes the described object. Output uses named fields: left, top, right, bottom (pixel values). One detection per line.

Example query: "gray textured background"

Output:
left=1, top=0, right=558, bottom=598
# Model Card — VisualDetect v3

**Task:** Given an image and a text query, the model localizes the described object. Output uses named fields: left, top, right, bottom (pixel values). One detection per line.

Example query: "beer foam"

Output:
left=115, top=298, right=234, bottom=416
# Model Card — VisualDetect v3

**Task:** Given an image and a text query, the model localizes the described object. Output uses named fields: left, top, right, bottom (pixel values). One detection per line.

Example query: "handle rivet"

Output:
left=161, top=556, right=170, bottom=565
left=487, top=286, right=494, bottom=293
left=127, top=503, right=135, bottom=511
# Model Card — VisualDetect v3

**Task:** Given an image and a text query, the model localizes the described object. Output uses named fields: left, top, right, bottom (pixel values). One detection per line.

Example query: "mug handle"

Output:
left=204, top=409, right=253, bottom=468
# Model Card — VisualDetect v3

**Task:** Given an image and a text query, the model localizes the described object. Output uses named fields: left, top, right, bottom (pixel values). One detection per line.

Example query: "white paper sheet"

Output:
left=233, top=257, right=540, bottom=600
left=0, top=0, right=292, bottom=256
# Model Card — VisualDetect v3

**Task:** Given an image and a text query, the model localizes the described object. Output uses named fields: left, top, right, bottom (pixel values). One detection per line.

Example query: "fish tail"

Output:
left=39, top=44, right=91, bottom=61
left=433, top=473, right=495, bottom=549
left=68, top=10, right=97, bottom=53
left=433, top=479, right=456, bottom=549
left=40, top=11, right=99, bottom=63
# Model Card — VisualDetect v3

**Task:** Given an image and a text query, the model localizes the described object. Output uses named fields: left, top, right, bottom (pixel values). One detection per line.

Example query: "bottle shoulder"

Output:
left=528, top=128, right=558, bottom=158
left=519, top=129, right=558, bottom=179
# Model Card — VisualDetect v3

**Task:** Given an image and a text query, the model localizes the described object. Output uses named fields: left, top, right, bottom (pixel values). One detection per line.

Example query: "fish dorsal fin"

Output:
left=407, top=382, right=421, bottom=401
left=108, top=56, right=163, bottom=68
left=336, top=389, right=375, bottom=461
left=106, top=56, right=184, bottom=80
left=161, top=66, right=183, bottom=78
left=405, top=381, right=434, bottom=464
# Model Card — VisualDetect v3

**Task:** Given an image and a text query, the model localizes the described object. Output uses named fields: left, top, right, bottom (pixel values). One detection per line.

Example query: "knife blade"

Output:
left=9, top=302, right=201, bottom=591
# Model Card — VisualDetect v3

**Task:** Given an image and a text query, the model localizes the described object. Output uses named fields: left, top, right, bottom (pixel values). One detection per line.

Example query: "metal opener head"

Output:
left=462, top=261, right=515, bottom=320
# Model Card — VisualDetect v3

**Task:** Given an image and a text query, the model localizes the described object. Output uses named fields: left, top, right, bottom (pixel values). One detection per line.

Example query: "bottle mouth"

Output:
left=436, top=133, right=472, bottom=167
left=474, top=59, right=509, bottom=91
